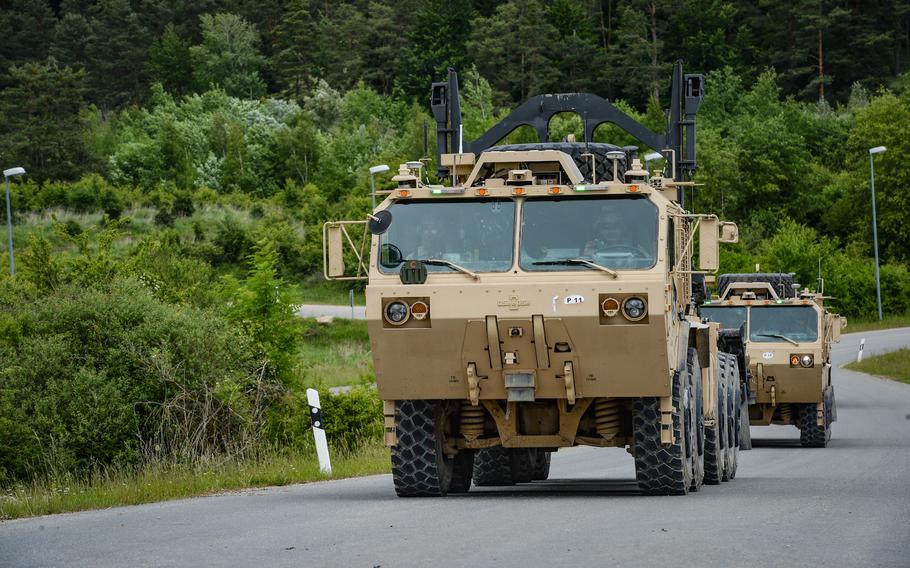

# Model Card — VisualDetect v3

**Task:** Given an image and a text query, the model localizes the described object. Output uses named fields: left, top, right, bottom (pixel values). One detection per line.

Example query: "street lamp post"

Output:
left=3, top=167, right=26, bottom=276
left=369, top=164, right=390, bottom=210
left=868, top=146, right=886, bottom=321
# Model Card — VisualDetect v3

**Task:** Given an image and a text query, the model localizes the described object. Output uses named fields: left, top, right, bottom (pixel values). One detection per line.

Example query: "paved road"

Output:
left=296, top=303, right=365, bottom=320
left=3, top=329, right=909, bottom=568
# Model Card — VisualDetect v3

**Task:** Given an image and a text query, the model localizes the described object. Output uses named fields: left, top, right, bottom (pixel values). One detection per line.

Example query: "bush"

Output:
left=0, top=278, right=266, bottom=481
left=319, top=386, right=383, bottom=448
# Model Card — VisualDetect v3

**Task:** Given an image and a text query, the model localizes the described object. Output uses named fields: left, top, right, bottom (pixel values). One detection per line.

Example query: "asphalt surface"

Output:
left=296, top=304, right=365, bottom=320
left=2, top=328, right=909, bottom=568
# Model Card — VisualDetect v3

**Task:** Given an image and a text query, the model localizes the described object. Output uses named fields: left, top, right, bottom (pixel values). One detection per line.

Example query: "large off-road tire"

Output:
left=798, top=403, right=831, bottom=448
left=473, top=447, right=544, bottom=485
left=532, top=451, right=552, bottom=481
left=448, top=450, right=475, bottom=493
left=391, top=400, right=454, bottom=497
left=739, top=371, right=753, bottom=451
left=472, top=446, right=515, bottom=486
left=633, top=348, right=703, bottom=495
left=703, top=356, right=727, bottom=485
left=721, top=354, right=740, bottom=481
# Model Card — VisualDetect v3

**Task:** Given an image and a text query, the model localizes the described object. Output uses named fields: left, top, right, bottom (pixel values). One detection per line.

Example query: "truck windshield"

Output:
left=700, top=306, right=747, bottom=330
left=750, top=306, right=819, bottom=343
left=377, top=199, right=515, bottom=274
left=520, top=196, right=658, bottom=271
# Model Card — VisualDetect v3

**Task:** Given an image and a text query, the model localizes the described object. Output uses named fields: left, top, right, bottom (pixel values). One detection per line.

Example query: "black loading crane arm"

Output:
left=431, top=62, right=704, bottom=202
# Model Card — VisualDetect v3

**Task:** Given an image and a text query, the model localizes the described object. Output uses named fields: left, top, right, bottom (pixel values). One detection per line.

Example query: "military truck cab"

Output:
left=325, top=64, right=750, bottom=496
left=700, top=275, right=847, bottom=447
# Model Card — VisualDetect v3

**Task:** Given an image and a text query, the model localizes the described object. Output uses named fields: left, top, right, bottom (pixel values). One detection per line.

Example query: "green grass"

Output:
left=297, top=319, right=373, bottom=388
left=845, top=348, right=910, bottom=384
left=844, top=313, right=910, bottom=334
left=0, top=442, right=390, bottom=520
left=294, top=277, right=365, bottom=306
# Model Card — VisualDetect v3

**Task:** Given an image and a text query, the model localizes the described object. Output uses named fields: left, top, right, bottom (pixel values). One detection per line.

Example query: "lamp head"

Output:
left=869, top=146, right=886, bottom=155
left=369, top=164, right=390, bottom=175
left=3, top=167, right=25, bottom=178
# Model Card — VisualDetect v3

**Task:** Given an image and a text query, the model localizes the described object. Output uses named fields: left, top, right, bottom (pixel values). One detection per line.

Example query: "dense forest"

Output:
left=1, top=1, right=910, bottom=487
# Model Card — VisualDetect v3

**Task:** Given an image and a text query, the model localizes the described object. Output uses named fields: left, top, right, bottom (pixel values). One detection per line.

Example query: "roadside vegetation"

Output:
left=840, top=314, right=910, bottom=334
left=846, top=349, right=910, bottom=384
left=3, top=1, right=910, bottom=518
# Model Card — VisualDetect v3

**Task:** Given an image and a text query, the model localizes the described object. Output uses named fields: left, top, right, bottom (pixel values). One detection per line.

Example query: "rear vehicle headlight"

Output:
left=384, top=301, right=410, bottom=325
left=622, top=296, right=647, bottom=321
left=800, top=354, right=814, bottom=368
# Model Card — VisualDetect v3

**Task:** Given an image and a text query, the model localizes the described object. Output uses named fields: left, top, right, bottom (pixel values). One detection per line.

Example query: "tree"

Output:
left=147, top=25, right=194, bottom=96
left=0, top=58, right=89, bottom=183
left=467, top=0, right=560, bottom=104
left=401, top=0, right=475, bottom=99
left=191, top=13, right=267, bottom=98
left=271, top=0, right=317, bottom=98
left=0, top=0, right=54, bottom=77
left=86, top=0, right=153, bottom=109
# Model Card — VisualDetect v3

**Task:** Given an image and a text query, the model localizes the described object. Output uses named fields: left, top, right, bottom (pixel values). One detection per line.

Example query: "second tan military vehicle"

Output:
left=324, top=64, right=751, bottom=495
left=700, top=273, right=847, bottom=447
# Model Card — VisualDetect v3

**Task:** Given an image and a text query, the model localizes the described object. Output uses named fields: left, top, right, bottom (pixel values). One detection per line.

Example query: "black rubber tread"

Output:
left=633, top=348, right=701, bottom=495
left=722, top=354, right=740, bottom=480
left=391, top=400, right=454, bottom=497
left=688, top=349, right=705, bottom=493
left=703, top=355, right=726, bottom=485
left=448, top=450, right=475, bottom=493
left=798, top=403, right=830, bottom=448
left=511, top=449, right=537, bottom=484
left=487, top=142, right=628, bottom=182
left=472, top=446, right=515, bottom=487
left=532, top=451, right=552, bottom=481
left=691, top=273, right=709, bottom=306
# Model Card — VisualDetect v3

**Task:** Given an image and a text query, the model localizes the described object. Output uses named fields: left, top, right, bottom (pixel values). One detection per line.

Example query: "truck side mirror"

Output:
left=325, top=223, right=345, bottom=278
left=698, top=217, right=719, bottom=271
left=719, top=222, right=739, bottom=243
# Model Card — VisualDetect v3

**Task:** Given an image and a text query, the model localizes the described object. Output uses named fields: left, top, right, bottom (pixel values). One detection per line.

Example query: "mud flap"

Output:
left=826, top=386, right=837, bottom=423
left=739, top=400, right=752, bottom=450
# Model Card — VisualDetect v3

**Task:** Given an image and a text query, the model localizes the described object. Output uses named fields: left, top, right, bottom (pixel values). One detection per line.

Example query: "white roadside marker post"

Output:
left=306, top=388, right=332, bottom=474
left=857, top=338, right=865, bottom=363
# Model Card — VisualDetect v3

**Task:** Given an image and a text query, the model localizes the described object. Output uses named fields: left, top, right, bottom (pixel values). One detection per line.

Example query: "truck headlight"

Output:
left=790, top=354, right=814, bottom=368
left=384, top=301, right=410, bottom=325
left=622, top=296, right=647, bottom=321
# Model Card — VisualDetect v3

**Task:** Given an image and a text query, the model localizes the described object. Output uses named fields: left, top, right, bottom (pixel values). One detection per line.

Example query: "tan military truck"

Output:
left=324, top=64, right=749, bottom=495
left=699, top=273, right=847, bottom=447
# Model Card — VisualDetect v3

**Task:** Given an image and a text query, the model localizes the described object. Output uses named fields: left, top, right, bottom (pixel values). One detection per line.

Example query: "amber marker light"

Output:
left=549, top=186, right=561, bottom=195
left=512, top=187, right=525, bottom=196
left=398, top=189, right=410, bottom=198
left=628, top=184, right=639, bottom=193
left=790, top=355, right=800, bottom=367
left=601, top=297, right=620, bottom=317
left=410, top=300, right=429, bottom=320
left=476, top=188, right=487, bottom=196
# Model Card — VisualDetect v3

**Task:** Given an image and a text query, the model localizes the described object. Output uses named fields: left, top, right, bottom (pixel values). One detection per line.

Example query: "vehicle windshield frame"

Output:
left=700, top=305, right=748, bottom=331
left=518, top=195, right=660, bottom=272
left=376, top=198, right=516, bottom=275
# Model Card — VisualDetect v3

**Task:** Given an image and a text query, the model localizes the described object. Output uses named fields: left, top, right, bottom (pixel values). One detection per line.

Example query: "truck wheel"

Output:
left=532, top=451, right=552, bottom=481
left=633, top=349, right=702, bottom=495
left=703, top=356, right=727, bottom=485
left=448, top=450, right=475, bottom=493
left=722, top=354, right=740, bottom=481
left=391, top=400, right=454, bottom=496
left=739, top=370, right=753, bottom=451
left=798, top=403, right=830, bottom=448
left=472, top=446, right=515, bottom=486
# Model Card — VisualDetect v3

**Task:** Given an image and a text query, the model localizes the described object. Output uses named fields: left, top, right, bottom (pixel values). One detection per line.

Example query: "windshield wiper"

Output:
left=421, top=259, right=479, bottom=280
left=532, top=258, right=618, bottom=278
left=755, top=333, right=799, bottom=346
